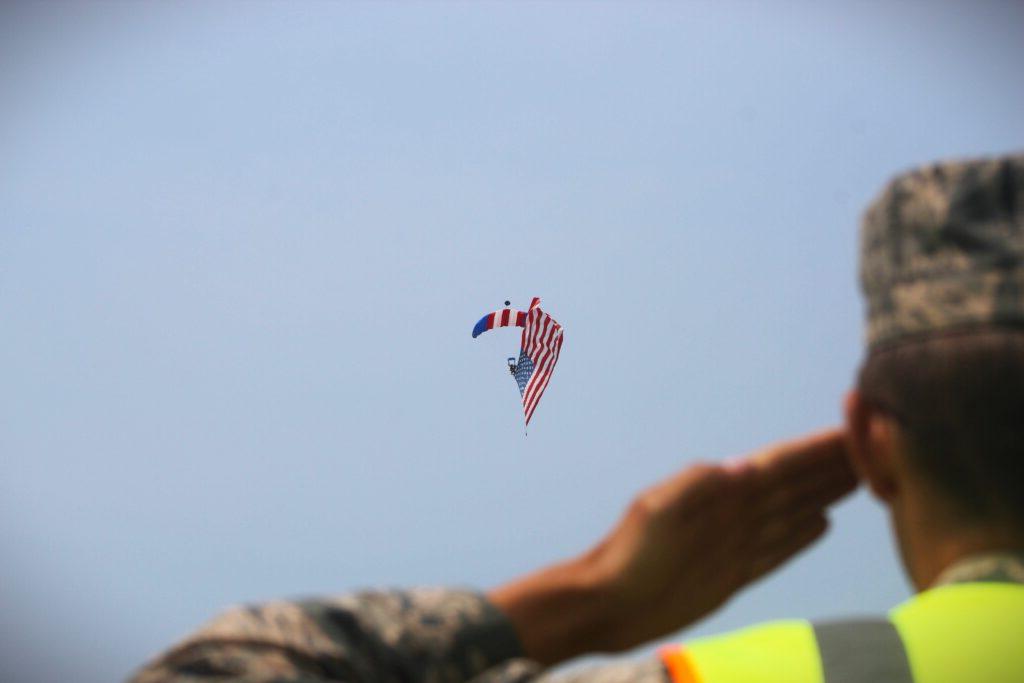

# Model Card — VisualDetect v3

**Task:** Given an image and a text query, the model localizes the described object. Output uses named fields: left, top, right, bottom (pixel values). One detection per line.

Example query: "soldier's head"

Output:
left=842, top=154, right=1024, bottom=586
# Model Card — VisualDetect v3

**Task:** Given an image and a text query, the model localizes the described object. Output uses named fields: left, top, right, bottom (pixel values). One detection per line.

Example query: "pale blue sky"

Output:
left=2, top=2, right=1022, bottom=681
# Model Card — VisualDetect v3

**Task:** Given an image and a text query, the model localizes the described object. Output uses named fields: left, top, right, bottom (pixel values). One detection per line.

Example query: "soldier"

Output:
left=130, top=154, right=1024, bottom=683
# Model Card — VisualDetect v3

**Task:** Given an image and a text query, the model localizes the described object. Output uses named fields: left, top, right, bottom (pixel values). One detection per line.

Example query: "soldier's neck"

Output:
left=893, top=486, right=1024, bottom=591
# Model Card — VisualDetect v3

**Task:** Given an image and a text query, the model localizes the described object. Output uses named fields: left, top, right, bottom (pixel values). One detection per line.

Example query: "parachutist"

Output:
left=504, top=300, right=511, bottom=307
left=507, top=357, right=518, bottom=375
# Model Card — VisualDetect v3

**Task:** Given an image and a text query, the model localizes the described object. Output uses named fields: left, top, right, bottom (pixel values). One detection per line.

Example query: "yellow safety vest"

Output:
left=661, top=581, right=1024, bottom=683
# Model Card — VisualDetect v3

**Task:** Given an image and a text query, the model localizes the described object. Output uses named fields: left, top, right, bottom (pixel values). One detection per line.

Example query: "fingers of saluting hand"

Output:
left=741, top=428, right=859, bottom=519
left=640, top=429, right=856, bottom=529
left=723, top=429, right=857, bottom=579
left=747, top=428, right=853, bottom=481
left=746, top=513, right=830, bottom=582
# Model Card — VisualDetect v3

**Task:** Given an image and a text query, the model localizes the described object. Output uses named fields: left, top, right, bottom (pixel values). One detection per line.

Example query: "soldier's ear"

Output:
left=844, top=390, right=900, bottom=503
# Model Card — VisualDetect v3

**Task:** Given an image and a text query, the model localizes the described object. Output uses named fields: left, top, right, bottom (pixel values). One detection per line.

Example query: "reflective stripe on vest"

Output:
left=813, top=619, right=912, bottom=683
left=660, top=582, right=1024, bottom=683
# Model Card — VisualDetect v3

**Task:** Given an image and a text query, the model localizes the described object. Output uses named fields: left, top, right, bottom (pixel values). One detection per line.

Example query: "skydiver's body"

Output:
left=130, top=155, right=1024, bottom=683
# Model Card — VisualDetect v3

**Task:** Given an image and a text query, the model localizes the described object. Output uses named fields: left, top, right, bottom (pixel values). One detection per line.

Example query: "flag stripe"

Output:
left=524, top=329, right=561, bottom=420
left=516, top=299, right=563, bottom=426
left=525, top=351, right=556, bottom=423
left=537, top=345, right=559, bottom=412
left=522, top=319, right=555, bottom=408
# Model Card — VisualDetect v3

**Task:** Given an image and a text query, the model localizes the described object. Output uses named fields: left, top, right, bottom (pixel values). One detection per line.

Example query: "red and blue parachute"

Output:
left=472, top=297, right=563, bottom=427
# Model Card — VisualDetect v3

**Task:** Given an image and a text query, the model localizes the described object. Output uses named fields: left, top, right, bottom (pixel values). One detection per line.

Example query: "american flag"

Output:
left=514, top=297, right=564, bottom=426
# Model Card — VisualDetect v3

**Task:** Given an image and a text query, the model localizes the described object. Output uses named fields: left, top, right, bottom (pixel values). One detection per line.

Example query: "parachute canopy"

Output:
left=472, top=308, right=527, bottom=338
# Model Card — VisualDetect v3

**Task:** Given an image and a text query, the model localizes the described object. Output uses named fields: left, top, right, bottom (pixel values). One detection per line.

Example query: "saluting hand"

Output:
left=489, top=428, right=858, bottom=665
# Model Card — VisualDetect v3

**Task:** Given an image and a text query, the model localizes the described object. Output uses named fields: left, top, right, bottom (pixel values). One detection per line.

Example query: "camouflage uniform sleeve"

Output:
left=127, top=588, right=671, bottom=683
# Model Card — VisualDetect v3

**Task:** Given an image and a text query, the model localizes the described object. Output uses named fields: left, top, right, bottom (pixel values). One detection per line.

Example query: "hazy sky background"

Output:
left=2, top=2, right=1022, bottom=681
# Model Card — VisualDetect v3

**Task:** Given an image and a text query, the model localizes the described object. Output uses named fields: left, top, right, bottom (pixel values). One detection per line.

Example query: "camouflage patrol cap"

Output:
left=861, top=153, right=1024, bottom=350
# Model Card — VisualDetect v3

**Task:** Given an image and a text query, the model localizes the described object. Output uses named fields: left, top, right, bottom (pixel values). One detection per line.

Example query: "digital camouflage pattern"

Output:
left=127, top=587, right=670, bottom=683
left=861, top=153, right=1024, bottom=350
left=932, top=552, right=1024, bottom=587
left=470, top=656, right=669, bottom=683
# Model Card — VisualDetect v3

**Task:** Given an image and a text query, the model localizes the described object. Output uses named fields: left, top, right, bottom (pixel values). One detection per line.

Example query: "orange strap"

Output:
left=660, top=645, right=702, bottom=683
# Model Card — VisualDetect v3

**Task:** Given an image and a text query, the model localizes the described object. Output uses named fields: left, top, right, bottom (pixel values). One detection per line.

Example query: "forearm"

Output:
left=488, top=550, right=621, bottom=667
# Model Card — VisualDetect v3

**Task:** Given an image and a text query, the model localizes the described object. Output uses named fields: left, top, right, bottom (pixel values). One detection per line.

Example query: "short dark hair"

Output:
left=857, top=328, right=1024, bottom=526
